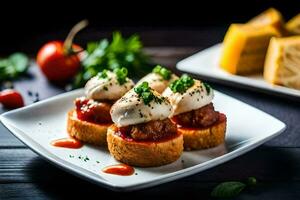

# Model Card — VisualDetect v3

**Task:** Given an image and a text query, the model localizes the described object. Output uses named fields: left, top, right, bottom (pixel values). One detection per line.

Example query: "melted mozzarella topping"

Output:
left=136, top=73, right=178, bottom=94
left=85, top=71, right=134, bottom=101
left=162, top=80, right=214, bottom=116
left=110, top=89, right=172, bottom=127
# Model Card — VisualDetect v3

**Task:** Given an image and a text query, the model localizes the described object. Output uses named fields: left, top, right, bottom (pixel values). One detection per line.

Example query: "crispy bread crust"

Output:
left=107, top=125, right=183, bottom=167
left=179, top=114, right=227, bottom=150
left=67, top=110, right=110, bottom=146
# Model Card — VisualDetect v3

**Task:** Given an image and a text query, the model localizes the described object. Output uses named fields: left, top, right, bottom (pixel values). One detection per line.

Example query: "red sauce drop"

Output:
left=75, top=97, right=112, bottom=124
left=51, top=138, right=83, bottom=149
left=102, top=164, right=134, bottom=176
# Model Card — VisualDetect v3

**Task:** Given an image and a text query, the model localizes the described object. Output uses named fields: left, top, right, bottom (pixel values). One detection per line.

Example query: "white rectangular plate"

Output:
left=0, top=89, right=285, bottom=191
left=177, top=44, right=300, bottom=100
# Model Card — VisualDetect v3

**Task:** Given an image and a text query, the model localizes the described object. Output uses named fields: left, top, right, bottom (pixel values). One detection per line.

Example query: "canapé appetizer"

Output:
left=107, top=82, right=183, bottom=167
left=163, top=75, right=227, bottom=150
left=67, top=68, right=134, bottom=146
left=136, top=65, right=178, bottom=93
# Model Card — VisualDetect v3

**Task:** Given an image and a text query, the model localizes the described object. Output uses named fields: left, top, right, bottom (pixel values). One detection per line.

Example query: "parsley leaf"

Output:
left=74, top=32, right=151, bottom=88
left=152, top=65, right=172, bottom=80
left=169, top=74, right=194, bottom=94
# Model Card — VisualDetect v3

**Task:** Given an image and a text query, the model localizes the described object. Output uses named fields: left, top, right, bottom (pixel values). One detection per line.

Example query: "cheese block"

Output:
left=264, top=36, right=300, bottom=89
left=220, top=24, right=281, bottom=75
left=286, top=14, right=300, bottom=35
left=248, top=8, right=287, bottom=35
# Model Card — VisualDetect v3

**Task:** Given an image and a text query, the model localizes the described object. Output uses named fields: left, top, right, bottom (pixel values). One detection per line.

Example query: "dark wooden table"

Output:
left=0, top=33, right=300, bottom=199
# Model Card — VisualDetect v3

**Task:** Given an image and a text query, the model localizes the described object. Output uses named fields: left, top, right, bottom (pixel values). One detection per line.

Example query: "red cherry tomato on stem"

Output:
left=0, top=89, right=24, bottom=109
left=37, top=41, right=82, bottom=82
left=37, top=20, right=88, bottom=83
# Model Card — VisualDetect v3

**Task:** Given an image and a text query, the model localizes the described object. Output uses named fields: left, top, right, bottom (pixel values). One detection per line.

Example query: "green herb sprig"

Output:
left=152, top=65, right=172, bottom=80
left=169, top=74, right=194, bottom=94
left=0, top=53, right=29, bottom=82
left=114, top=67, right=128, bottom=85
left=73, top=32, right=151, bottom=88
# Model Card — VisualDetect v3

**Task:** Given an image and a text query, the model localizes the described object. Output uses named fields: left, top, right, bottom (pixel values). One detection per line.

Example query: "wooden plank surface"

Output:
left=0, top=147, right=300, bottom=183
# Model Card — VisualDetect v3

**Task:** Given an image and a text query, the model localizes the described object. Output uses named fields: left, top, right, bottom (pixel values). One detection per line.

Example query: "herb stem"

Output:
left=63, top=19, right=89, bottom=55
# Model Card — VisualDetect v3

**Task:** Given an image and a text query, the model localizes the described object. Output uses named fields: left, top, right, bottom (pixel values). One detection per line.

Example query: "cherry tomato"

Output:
left=37, top=41, right=82, bottom=82
left=0, top=89, right=24, bottom=109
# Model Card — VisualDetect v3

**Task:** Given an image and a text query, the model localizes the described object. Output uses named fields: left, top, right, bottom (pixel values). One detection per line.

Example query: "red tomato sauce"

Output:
left=51, top=138, right=83, bottom=149
left=102, top=164, right=135, bottom=176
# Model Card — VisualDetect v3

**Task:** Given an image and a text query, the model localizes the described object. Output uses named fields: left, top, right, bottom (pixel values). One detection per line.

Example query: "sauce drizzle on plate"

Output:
left=102, top=164, right=134, bottom=176
left=51, top=138, right=83, bottom=149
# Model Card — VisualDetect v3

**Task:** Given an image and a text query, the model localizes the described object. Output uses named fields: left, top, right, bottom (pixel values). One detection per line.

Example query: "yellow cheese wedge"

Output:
left=286, top=14, right=300, bottom=35
left=220, top=24, right=281, bottom=75
left=248, top=8, right=287, bottom=35
left=264, top=36, right=300, bottom=89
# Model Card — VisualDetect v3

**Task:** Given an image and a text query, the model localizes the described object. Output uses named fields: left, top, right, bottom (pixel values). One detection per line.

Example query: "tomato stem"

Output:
left=63, top=19, right=89, bottom=55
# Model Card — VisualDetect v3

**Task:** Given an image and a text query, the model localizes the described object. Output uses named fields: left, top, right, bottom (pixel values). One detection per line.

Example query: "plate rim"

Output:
left=176, top=43, right=300, bottom=100
left=0, top=89, right=287, bottom=191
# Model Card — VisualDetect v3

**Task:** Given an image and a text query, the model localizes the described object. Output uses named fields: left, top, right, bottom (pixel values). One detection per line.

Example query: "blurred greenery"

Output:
left=73, top=32, right=152, bottom=88
left=0, top=53, right=29, bottom=82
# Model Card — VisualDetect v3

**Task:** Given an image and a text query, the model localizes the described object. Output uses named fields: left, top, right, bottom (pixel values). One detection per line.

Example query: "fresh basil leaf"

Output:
left=211, top=181, right=246, bottom=198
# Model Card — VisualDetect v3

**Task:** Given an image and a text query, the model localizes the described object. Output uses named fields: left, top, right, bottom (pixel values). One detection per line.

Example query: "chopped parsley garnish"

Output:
left=152, top=65, right=172, bottom=80
left=203, top=82, right=211, bottom=95
left=78, top=155, right=90, bottom=162
left=114, top=67, right=128, bottom=85
left=134, top=82, right=163, bottom=105
left=97, top=69, right=108, bottom=79
left=169, top=74, right=194, bottom=94
left=134, top=82, right=154, bottom=105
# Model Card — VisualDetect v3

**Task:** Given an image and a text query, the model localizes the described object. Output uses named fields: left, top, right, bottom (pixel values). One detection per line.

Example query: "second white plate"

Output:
left=177, top=44, right=300, bottom=100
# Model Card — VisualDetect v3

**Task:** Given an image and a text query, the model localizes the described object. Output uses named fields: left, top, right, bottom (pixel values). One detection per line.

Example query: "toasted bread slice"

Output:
left=179, top=113, right=227, bottom=150
left=107, top=125, right=183, bottom=167
left=67, top=110, right=110, bottom=146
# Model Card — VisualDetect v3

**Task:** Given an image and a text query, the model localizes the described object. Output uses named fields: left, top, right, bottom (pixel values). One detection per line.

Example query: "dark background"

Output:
left=0, top=0, right=299, bottom=53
